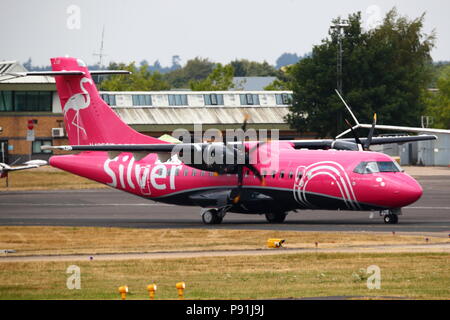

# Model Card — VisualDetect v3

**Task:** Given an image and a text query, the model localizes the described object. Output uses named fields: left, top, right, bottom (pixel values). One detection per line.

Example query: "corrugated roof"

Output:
left=0, top=60, right=55, bottom=84
left=113, top=106, right=289, bottom=125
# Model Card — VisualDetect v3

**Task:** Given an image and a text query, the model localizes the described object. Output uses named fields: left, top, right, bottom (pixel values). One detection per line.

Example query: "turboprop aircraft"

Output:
left=0, top=160, right=47, bottom=179
left=20, top=57, right=443, bottom=225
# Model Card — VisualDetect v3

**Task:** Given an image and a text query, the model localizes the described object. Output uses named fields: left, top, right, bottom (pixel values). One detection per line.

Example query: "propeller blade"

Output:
left=241, top=113, right=250, bottom=132
left=232, top=166, right=244, bottom=204
left=245, top=164, right=265, bottom=186
left=344, top=119, right=363, bottom=146
left=363, top=113, right=377, bottom=151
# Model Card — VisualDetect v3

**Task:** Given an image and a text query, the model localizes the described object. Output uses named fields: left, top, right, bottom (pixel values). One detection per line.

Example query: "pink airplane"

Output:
left=23, top=57, right=438, bottom=225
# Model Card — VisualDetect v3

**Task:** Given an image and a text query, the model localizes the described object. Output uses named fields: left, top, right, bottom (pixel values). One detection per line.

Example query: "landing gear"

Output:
left=265, top=212, right=287, bottom=223
left=201, top=209, right=225, bottom=225
left=383, top=214, right=398, bottom=224
left=380, top=209, right=401, bottom=224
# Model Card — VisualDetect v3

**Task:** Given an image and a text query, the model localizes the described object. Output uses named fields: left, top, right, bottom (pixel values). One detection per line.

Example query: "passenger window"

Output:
left=280, top=171, right=285, bottom=178
left=288, top=171, right=294, bottom=179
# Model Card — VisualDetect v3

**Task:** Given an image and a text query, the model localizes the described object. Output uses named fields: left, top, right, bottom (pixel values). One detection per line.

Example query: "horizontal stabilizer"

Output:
left=4, top=70, right=131, bottom=77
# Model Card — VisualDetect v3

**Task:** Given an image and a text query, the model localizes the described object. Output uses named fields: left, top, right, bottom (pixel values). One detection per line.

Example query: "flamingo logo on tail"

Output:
left=63, top=77, right=93, bottom=145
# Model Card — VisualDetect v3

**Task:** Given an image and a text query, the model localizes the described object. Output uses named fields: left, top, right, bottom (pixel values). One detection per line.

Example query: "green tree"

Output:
left=100, top=62, right=170, bottom=91
left=424, top=65, right=450, bottom=128
left=230, top=59, right=278, bottom=77
left=190, top=64, right=235, bottom=91
left=286, top=9, right=435, bottom=137
left=164, top=57, right=215, bottom=88
left=264, top=65, right=294, bottom=90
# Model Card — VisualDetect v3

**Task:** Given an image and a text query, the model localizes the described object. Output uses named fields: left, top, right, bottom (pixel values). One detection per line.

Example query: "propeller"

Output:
left=344, top=113, right=377, bottom=151
left=230, top=114, right=265, bottom=204
left=363, top=113, right=377, bottom=151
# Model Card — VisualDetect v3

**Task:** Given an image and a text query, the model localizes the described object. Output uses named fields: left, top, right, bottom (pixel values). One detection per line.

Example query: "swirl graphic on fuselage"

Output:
left=293, top=161, right=360, bottom=210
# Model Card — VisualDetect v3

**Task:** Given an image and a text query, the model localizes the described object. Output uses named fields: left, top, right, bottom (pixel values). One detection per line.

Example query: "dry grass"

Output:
left=0, top=252, right=448, bottom=299
left=0, top=167, right=106, bottom=191
left=0, top=226, right=448, bottom=257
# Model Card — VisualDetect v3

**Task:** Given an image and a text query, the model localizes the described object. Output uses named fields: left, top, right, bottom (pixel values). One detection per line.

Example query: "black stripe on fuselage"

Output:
left=144, top=186, right=387, bottom=214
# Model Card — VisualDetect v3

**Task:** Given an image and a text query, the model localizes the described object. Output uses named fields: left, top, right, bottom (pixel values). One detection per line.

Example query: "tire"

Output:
left=384, top=214, right=398, bottom=224
left=202, top=209, right=222, bottom=225
left=391, top=214, right=399, bottom=224
left=265, top=212, right=287, bottom=223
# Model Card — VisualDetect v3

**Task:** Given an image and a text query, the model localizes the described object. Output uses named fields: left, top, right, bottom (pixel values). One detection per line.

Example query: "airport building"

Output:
left=0, top=61, right=304, bottom=164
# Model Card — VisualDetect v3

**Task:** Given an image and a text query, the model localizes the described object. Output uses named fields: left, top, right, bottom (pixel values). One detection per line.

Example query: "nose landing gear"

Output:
left=380, top=209, right=401, bottom=224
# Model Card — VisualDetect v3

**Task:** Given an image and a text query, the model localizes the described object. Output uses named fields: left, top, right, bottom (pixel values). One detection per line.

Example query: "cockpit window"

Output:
left=353, top=161, right=403, bottom=174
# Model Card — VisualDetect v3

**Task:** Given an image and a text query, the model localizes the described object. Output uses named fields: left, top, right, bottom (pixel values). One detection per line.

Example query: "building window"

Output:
left=168, top=94, right=188, bottom=106
left=13, top=91, right=52, bottom=112
left=204, top=94, right=224, bottom=105
left=275, top=93, right=292, bottom=105
left=32, top=140, right=52, bottom=154
left=0, top=91, right=13, bottom=111
left=101, top=94, right=116, bottom=106
left=240, top=94, right=260, bottom=105
left=132, top=94, right=152, bottom=106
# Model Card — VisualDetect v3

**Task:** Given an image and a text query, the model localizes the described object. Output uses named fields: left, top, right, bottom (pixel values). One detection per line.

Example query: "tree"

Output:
left=99, top=62, right=170, bottom=91
left=424, top=65, right=450, bottom=128
left=275, top=53, right=302, bottom=69
left=164, top=57, right=215, bottom=88
left=264, top=65, right=295, bottom=90
left=190, top=64, right=235, bottom=91
left=286, top=9, right=435, bottom=137
left=229, top=59, right=278, bottom=77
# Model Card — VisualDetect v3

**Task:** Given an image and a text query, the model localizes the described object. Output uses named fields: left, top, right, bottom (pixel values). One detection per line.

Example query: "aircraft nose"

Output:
left=392, top=175, right=423, bottom=207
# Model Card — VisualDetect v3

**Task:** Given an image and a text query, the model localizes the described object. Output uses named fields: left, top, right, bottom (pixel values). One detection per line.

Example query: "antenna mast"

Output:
left=93, top=26, right=107, bottom=67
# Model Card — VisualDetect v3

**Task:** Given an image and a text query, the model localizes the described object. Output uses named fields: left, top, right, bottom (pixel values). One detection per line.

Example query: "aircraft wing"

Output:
left=290, top=134, right=437, bottom=150
left=0, top=160, right=47, bottom=178
left=44, top=134, right=437, bottom=154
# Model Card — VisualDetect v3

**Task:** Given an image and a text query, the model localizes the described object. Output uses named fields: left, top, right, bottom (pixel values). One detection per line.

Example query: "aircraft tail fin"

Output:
left=49, top=57, right=168, bottom=146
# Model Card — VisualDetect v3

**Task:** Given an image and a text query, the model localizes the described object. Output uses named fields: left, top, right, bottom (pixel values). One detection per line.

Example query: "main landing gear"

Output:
left=201, top=208, right=226, bottom=225
left=265, top=212, right=287, bottom=224
left=380, top=209, right=401, bottom=224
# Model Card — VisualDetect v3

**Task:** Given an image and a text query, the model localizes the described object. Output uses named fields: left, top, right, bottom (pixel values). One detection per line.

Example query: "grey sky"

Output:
left=1, top=0, right=448, bottom=67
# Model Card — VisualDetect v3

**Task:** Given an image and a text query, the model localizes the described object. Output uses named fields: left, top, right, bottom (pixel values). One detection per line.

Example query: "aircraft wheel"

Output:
left=265, top=212, right=287, bottom=223
left=383, top=214, right=398, bottom=224
left=202, top=209, right=223, bottom=225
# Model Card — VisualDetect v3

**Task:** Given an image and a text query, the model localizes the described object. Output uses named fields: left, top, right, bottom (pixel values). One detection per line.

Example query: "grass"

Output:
left=0, top=167, right=106, bottom=191
left=0, top=227, right=448, bottom=300
left=0, top=252, right=448, bottom=300
left=0, top=226, right=448, bottom=257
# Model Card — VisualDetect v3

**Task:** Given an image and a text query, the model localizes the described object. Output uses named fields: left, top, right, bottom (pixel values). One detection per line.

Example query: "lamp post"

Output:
left=330, top=21, right=350, bottom=133
left=330, top=21, right=350, bottom=94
